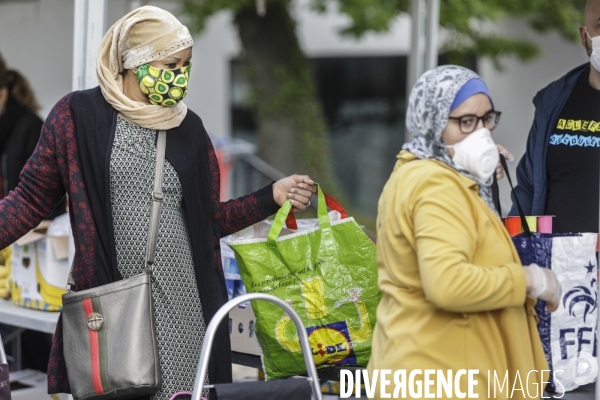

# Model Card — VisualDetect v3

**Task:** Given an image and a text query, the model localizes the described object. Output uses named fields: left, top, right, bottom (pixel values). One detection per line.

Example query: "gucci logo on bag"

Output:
left=87, top=313, right=104, bottom=331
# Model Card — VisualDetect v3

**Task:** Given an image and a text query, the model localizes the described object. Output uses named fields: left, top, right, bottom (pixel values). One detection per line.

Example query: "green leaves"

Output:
left=181, top=0, right=256, bottom=33
left=443, top=31, right=541, bottom=70
left=182, top=0, right=583, bottom=68
left=330, top=0, right=409, bottom=37
left=438, top=0, right=585, bottom=68
left=181, top=0, right=585, bottom=70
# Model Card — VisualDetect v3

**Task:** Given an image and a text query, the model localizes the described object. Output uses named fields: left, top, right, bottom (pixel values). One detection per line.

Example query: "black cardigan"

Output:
left=0, top=87, right=280, bottom=395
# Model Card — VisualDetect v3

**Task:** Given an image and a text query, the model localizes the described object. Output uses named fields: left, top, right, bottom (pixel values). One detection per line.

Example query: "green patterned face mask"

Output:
left=135, top=63, right=191, bottom=107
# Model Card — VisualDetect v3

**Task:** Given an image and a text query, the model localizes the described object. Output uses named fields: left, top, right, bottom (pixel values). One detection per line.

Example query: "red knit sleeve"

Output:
left=206, top=133, right=280, bottom=239
left=0, top=96, right=70, bottom=248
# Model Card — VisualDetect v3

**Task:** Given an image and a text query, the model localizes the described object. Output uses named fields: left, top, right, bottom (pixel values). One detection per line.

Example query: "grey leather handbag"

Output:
left=61, top=130, right=167, bottom=400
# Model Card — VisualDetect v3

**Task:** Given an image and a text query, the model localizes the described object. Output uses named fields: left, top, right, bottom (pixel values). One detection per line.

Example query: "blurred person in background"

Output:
left=0, top=53, right=66, bottom=219
left=0, top=52, right=43, bottom=198
left=0, top=52, right=56, bottom=373
left=0, top=6, right=315, bottom=400
left=368, top=65, right=561, bottom=399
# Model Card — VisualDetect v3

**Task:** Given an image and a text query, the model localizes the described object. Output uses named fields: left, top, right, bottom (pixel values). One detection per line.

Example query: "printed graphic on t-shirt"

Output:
left=550, top=119, right=600, bottom=147
left=557, top=119, right=600, bottom=131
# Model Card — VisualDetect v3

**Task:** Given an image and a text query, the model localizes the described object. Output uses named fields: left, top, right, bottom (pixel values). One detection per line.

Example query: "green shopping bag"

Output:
left=227, top=184, right=381, bottom=379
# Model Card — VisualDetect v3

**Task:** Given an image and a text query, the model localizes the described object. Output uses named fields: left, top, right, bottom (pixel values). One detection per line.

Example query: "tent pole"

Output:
left=72, top=0, right=107, bottom=91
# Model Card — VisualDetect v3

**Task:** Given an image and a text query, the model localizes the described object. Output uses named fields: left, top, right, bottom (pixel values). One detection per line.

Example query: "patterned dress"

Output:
left=110, top=116, right=208, bottom=400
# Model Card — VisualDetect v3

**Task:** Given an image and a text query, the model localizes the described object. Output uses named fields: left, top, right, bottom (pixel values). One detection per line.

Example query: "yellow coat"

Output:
left=367, top=151, right=549, bottom=399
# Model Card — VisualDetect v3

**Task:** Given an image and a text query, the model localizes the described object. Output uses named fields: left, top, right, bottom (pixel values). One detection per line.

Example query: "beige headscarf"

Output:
left=96, top=5, right=193, bottom=130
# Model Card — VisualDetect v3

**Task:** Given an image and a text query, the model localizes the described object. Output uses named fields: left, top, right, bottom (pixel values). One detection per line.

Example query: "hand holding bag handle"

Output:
left=268, top=183, right=343, bottom=261
left=284, top=190, right=347, bottom=230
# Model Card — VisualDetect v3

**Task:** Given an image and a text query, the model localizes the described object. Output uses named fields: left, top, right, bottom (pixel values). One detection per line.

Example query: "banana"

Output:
left=36, top=256, right=65, bottom=307
left=0, top=264, right=10, bottom=279
left=0, top=247, right=11, bottom=279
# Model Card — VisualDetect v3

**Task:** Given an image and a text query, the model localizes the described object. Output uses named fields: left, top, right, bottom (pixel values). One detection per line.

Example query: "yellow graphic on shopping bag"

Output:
left=275, top=277, right=371, bottom=365
left=300, top=277, right=329, bottom=319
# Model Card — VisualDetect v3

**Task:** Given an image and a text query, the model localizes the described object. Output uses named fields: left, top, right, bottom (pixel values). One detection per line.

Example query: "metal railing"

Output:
left=217, top=137, right=376, bottom=241
left=215, top=137, right=297, bottom=201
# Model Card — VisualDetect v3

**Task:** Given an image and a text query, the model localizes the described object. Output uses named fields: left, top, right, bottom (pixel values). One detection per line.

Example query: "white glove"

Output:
left=522, top=263, right=561, bottom=312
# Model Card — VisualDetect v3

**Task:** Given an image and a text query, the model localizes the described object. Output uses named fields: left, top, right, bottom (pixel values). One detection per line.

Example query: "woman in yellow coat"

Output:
left=367, top=65, right=562, bottom=399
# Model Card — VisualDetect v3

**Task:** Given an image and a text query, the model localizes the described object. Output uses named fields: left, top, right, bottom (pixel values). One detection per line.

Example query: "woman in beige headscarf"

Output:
left=0, top=6, right=316, bottom=400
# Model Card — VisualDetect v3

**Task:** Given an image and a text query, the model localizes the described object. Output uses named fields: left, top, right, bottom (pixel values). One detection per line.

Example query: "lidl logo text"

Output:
left=313, top=342, right=347, bottom=357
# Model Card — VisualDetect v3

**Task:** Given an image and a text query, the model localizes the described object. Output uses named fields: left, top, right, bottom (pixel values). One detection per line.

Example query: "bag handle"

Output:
left=284, top=191, right=347, bottom=230
left=496, top=154, right=532, bottom=238
left=66, top=130, right=167, bottom=291
left=267, top=183, right=340, bottom=249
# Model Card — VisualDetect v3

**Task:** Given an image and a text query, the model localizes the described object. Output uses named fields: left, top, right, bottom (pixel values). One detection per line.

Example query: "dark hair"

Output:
left=0, top=53, right=40, bottom=113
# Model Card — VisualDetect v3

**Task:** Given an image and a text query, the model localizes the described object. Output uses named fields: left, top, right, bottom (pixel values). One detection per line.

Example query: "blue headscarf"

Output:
left=450, top=78, right=494, bottom=112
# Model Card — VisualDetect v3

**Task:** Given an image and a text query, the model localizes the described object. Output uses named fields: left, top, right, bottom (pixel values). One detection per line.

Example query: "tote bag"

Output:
left=227, top=184, right=381, bottom=380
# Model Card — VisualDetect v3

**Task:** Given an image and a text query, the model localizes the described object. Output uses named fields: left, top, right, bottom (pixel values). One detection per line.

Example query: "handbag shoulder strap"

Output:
left=491, top=171, right=502, bottom=217
left=66, top=130, right=167, bottom=291
left=496, top=154, right=532, bottom=238
left=145, top=130, right=167, bottom=267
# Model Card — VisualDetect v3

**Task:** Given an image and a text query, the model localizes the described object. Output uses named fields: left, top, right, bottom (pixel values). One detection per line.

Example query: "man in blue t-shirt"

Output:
left=511, top=0, right=600, bottom=235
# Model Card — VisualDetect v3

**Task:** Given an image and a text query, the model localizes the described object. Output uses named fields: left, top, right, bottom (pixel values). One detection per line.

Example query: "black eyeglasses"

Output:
left=448, top=111, right=502, bottom=134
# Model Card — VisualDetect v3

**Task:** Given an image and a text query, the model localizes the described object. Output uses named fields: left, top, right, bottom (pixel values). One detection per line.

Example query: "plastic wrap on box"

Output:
left=221, top=239, right=240, bottom=280
left=221, top=237, right=247, bottom=303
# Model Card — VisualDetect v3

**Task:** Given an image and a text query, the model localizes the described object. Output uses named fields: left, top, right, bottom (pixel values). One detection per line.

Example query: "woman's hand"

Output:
left=523, top=263, right=562, bottom=312
left=273, top=175, right=317, bottom=212
left=495, top=144, right=514, bottom=181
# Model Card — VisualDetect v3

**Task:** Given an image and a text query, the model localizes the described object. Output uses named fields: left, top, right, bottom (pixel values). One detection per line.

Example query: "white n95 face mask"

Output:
left=586, top=27, right=600, bottom=72
left=446, top=127, right=499, bottom=182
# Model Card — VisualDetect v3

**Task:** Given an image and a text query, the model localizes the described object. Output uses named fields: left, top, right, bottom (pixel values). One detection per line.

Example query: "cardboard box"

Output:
left=11, top=216, right=72, bottom=311
left=229, top=305, right=261, bottom=356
